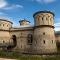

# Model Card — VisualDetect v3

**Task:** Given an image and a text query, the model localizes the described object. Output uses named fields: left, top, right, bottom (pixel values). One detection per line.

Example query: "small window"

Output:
left=46, top=17, right=48, bottom=20
left=0, top=24, right=1, bottom=26
left=48, top=16, right=50, bottom=17
left=7, top=25, right=8, bottom=27
left=3, top=41, right=5, bottom=43
left=3, top=24, right=4, bottom=26
left=50, top=18, right=51, bottom=21
left=43, top=32, right=45, bottom=35
left=43, top=40, right=45, bottom=44
left=42, top=17, right=43, bottom=20
left=52, top=40, right=53, bottom=44
left=38, top=17, right=39, bottom=21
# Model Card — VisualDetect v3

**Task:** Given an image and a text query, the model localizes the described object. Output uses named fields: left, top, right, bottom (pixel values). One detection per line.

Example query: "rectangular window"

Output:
left=43, top=32, right=45, bottom=35
left=52, top=40, right=53, bottom=44
left=43, top=40, right=45, bottom=44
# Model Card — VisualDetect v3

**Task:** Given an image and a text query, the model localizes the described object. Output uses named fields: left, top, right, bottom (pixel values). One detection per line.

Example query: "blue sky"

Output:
left=0, top=0, right=60, bottom=31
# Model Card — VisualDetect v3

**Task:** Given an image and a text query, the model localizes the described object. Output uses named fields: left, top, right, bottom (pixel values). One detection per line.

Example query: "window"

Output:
left=27, top=34, right=33, bottom=45
left=48, top=16, right=50, bottom=17
left=3, top=40, right=5, bottom=43
left=52, top=40, right=53, bottom=44
left=46, top=17, right=48, bottom=20
left=43, top=40, right=45, bottom=44
left=42, top=17, right=43, bottom=20
left=7, top=25, right=8, bottom=27
left=38, top=17, right=39, bottom=21
left=3, top=24, right=4, bottom=26
left=50, top=18, right=51, bottom=21
left=43, top=32, right=45, bottom=35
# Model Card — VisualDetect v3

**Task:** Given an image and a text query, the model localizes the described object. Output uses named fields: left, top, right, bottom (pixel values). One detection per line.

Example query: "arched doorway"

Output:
left=12, top=35, right=17, bottom=47
left=7, top=35, right=17, bottom=50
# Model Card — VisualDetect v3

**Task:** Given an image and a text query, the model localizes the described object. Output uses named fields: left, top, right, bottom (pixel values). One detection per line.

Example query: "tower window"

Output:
left=43, top=40, right=45, bottom=44
left=50, top=18, right=51, bottom=21
left=38, top=17, right=39, bottom=21
left=3, top=40, right=5, bottom=43
left=42, top=17, right=43, bottom=20
left=48, top=16, right=50, bottom=17
left=52, top=40, right=53, bottom=44
left=46, top=17, right=48, bottom=20
left=43, top=32, right=45, bottom=35
left=7, top=25, right=8, bottom=27
left=3, top=24, right=4, bottom=26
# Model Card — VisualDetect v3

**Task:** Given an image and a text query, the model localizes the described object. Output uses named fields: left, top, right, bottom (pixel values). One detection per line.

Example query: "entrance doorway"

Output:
left=7, top=35, right=17, bottom=50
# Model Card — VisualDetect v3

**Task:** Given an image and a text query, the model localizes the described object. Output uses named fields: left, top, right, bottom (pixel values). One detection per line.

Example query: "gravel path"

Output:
left=0, top=58, right=16, bottom=60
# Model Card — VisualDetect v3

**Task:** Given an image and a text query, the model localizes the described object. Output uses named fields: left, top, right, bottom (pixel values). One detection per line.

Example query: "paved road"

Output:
left=0, top=58, right=16, bottom=60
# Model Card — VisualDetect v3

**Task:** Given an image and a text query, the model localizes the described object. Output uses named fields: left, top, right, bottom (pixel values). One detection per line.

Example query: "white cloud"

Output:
left=54, top=23, right=60, bottom=27
left=16, top=5, right=23, bottom=8
left=54, top=17, right=60, bottom=31
left=0, top=0, right=7, bottom=8
left=43, top=0, right=56, bottom=3
left=2, top=4, right=23, bottom=10
left=54, top=28, right=60, bottom=31
left=54, top=22, right=60, bottom=31
left=32, top=0, right=56, bottom=3
left=54, top=23, right=60, bottom=31
left=0, top=0, right=23, bottom=10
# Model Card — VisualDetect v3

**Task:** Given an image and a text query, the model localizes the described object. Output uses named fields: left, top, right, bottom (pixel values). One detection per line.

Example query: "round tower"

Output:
left=33, top=11, right=57, bottom=54
left=19, top=19, right=30, bottom=26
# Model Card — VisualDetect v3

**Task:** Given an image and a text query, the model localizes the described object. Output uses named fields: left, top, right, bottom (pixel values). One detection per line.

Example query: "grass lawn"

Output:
left=0, top=50, right=60, bottom=60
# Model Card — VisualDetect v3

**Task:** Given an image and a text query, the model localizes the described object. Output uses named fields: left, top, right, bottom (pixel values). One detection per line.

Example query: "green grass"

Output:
left=0, top=50, right=60, bottom=60
left=18, top=55, right=60, bottom=60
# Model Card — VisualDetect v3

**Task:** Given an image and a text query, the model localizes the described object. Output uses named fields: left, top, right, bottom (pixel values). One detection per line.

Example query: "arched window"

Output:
left=27, top=34, right=33, bottom=45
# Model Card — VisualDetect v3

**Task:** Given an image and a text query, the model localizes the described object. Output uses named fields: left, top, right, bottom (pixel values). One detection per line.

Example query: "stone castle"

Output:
left=0, top=10, right=60, bottom=54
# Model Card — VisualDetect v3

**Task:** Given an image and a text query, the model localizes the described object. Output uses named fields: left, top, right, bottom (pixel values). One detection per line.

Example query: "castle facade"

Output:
left=0, top=10, right=59, bottom=54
